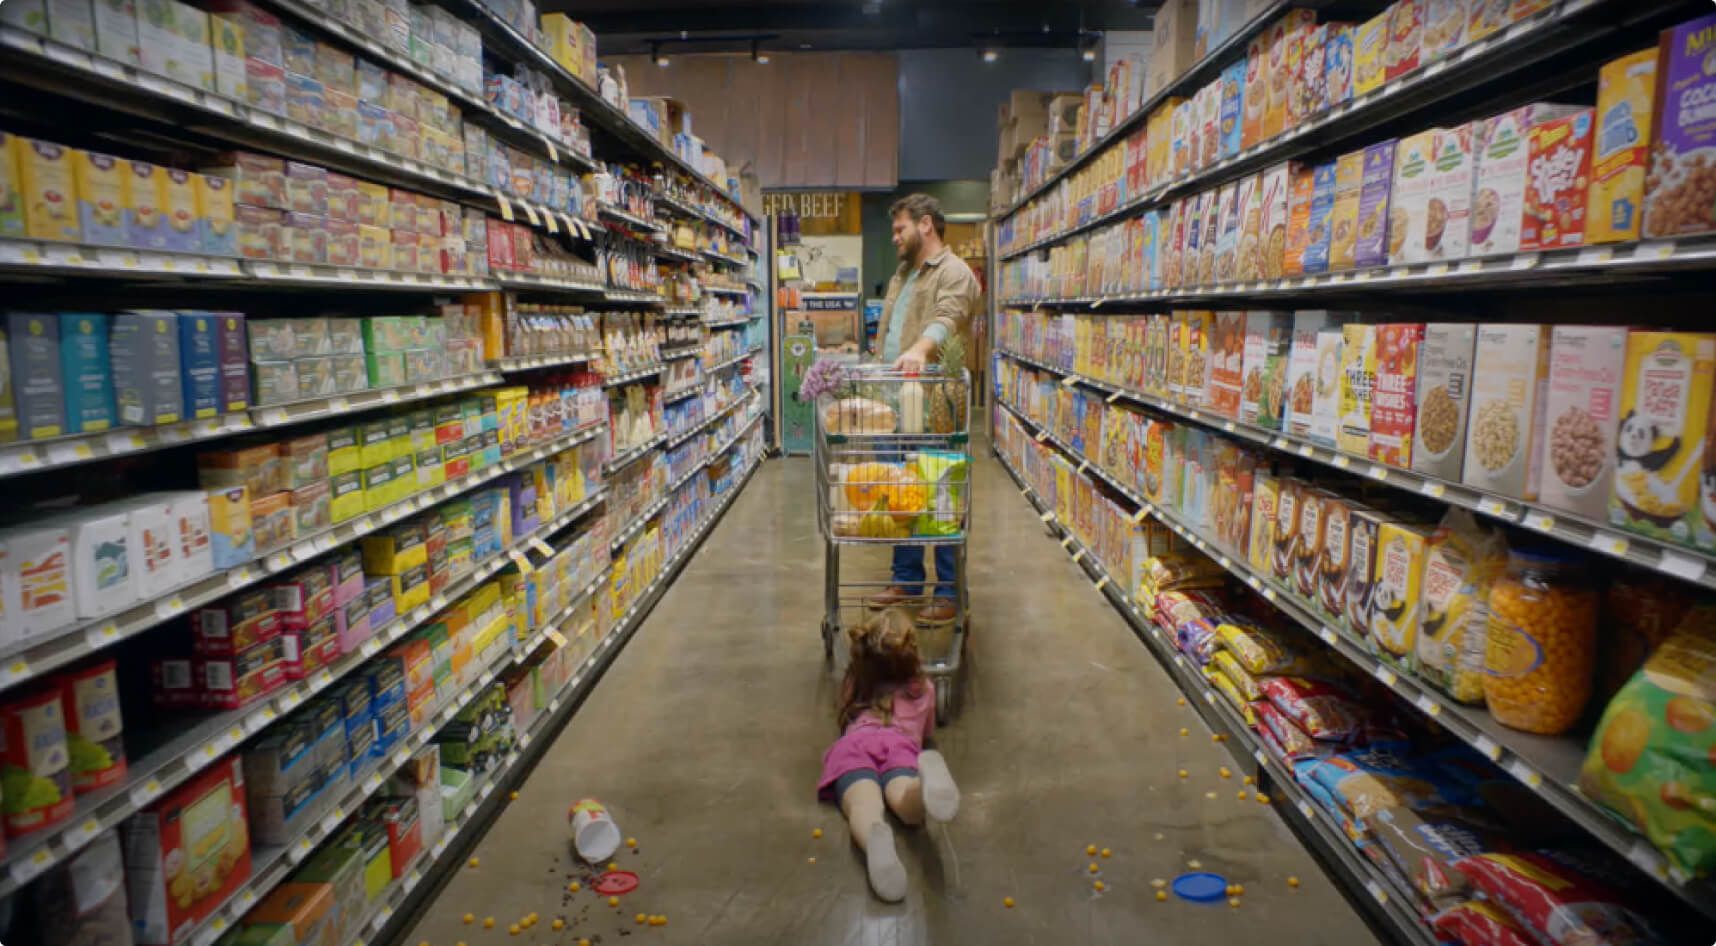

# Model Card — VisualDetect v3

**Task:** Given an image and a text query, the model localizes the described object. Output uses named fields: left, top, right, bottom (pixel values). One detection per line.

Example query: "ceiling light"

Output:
left=651, top=42, right=669, bottom=66
left=1082, top=47, right=1097, bottom=62
left=981, top=47, right=999, bottom=63
left=752, top=40, right=770, bottom=64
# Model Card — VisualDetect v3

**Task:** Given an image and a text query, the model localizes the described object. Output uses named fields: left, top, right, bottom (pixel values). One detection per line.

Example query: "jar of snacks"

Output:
left=1483, top=545, right=1599, bottom=735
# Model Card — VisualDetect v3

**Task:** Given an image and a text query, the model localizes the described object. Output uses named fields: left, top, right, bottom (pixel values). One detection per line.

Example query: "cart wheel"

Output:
left=935, top=677, right=953, bottom=723
left=821, top=619, right=835, bottom=661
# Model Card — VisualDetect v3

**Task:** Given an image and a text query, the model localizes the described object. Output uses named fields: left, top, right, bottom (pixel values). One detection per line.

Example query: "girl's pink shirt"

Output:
left=846, top=677, right=936, bottom=748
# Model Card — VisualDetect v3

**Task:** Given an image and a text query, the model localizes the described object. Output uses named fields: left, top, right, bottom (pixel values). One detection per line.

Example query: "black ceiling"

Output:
left=546, top=0, right=1161, bottom=56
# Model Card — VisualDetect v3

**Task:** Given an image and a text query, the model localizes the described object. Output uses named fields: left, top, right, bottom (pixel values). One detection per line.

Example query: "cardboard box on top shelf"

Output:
left=1008, top=90, right=1053, bottom=131
left=1047, top=93, right=1084, bottom=138
left=1149, top=0, right=1198, bottom=96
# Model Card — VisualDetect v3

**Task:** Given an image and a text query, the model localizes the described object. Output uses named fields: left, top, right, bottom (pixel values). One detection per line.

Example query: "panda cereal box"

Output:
left=1612, top=331, right=1715, bottom=548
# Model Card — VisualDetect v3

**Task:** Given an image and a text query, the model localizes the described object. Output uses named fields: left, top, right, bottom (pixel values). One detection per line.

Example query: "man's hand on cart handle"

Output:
left=893, top=336, right=936, bottom=373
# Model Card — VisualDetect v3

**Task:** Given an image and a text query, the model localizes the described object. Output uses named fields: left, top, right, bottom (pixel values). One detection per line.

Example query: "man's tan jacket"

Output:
left=874, top=247, right=980, bottom=356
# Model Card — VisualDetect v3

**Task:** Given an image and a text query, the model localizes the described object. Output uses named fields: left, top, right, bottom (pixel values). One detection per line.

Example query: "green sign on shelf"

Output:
left=781, top=334, right=815, bottom=455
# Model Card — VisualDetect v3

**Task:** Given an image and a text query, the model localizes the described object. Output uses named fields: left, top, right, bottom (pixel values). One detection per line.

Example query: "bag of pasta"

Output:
left=1215, top=621, right=1332, bottom=676
left=1579, top=621, right=1716, bottom=878
left=1138, top=553, right=1227, bottom=599
left=1415, top=508, right=1507, bottom=705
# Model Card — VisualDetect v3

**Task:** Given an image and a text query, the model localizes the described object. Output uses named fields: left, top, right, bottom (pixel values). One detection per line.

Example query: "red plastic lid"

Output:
left=594, top=870, right=639, bottom=895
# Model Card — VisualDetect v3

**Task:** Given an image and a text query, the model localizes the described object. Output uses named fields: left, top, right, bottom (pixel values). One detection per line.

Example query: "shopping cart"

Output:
left=815, top=364, right=972, bottom=721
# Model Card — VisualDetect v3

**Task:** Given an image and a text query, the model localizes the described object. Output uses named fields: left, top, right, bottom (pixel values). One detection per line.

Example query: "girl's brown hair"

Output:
left=836, top=608, right=923, bottom=730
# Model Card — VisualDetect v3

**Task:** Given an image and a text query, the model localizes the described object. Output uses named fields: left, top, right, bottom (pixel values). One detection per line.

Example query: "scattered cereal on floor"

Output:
left=808, top=856, right=817, bottom=864
left=607, top=862, right=618, bottom=871
left=1188, top=860, right=1202, bottom=869
left=1178, top=769, right=1189, bottom=779
left=507, top=925, right=519, bottom=936
left=468, top=857, right=480, bottom=869
left=1243, top=775, right=1255, bottom=786
left=1179, top=728, right=1189, bottom=737
left=579, top=939, right=591, bottom=946
left=608, top=897, right=620, bottom=908
left=1086, top=843, right=1097, bottom=855
left=1237, top=791, right=1249, bottom=801
left=567, top=882, right=580, bottom=893
left=1094, top=880, right=1106, bottom=892
left=635, top=913, right=648, bottom=925
left=1156, top=890, right=1169, bottom=902
left=551, top=919, right=565, bottom=931
left=1219, top=767, right=1231, bottom=779
left=1288, top=876, right=1301, bottom=888
left=627, top=837, right=638, bottom=848
left=462, top=914, right=474, bottom=925
left=509, top=791, right=519, bottom=800
left=1177, top=697, right=1187, bottom=706
left=1003, top=896, right=1016, bottom=909
left=813, top=828, right=823, bottom=839
left=1232, top=884, right=1245, bottom=896
left=1152, top=879, right=1167, bottom=888
left=1154, top=833, right=1164, bottom=841
left=482, top=918, right=495, bottom=930
left=1088, top=862, right=1100, bottom=873
left=1229, top=897, right=1242, bottom=908
left=1100, top=847, right=1112, bottom=858
left=1256, top=793, right=1271, bottom=804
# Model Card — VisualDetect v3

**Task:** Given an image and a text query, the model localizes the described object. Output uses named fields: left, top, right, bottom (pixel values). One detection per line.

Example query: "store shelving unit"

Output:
left=0, top=0, right=765, bottom=934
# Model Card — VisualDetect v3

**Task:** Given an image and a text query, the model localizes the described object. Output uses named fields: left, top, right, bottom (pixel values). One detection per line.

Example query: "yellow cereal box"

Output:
left=1329, top=150, right=1365, bottom=270
left=15, top=137, right=79, bottom=242
left=1586, top=49, right=1656, bottom=244
left=1338, top=323, right=1377, bottom=456
left=1353, top=12, right=1388, bottom=97
left=1249, top=471, right=1280, bottom=574
left=1611, top=331, right=1715, bottom=547
left=1370, top=520, right=1431, bottom=669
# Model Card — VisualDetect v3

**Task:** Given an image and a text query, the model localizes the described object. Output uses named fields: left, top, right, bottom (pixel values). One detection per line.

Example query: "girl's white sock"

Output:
left=865, top=822, right=908, bottom=902
left=919, top=750, right=960, bottom=822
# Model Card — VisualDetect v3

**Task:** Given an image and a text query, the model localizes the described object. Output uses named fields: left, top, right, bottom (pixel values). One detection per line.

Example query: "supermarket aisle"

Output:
left=398, top=446, right=1380, bottom=945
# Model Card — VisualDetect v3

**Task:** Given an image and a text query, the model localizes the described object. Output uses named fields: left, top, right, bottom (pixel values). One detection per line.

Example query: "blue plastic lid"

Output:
left=1173, top=871, right=1229, bottom=903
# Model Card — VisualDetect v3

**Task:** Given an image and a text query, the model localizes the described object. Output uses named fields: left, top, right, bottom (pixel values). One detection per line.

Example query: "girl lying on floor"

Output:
left=816, top=608, right=960, bottom=901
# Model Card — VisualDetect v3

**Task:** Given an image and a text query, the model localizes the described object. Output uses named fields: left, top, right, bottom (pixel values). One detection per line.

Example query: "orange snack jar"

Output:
left=1483, top=546, right=1599, bottom=735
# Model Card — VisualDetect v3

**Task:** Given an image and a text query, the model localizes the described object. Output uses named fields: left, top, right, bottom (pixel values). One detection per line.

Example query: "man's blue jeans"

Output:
left=893, top=544, right=957, bottom=599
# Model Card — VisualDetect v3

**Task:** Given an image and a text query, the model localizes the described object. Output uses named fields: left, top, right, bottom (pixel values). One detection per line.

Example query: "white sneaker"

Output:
left=865, top=822, right=908, bottom=902
left=919, top=749, right=960, bottom=822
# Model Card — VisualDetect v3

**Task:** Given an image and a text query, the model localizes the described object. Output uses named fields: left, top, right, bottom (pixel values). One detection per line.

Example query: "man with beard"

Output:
left=867, top=193, right=980, bottom=624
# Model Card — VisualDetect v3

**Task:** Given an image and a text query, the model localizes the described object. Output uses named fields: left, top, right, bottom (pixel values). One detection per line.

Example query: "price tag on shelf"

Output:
left=1060, top=535, right=1074, bottom=550
left=246, top=704, right=278, bottom=733
left=1473, top=734, right=1503, bottom=761
left=1425, top=262, right=1450, bottom=276
left=1367, top=464, right=1388, bottom=481
left=1365, top=881, right=1389, bottom=905
left=1458, top=259, right=1483, bottom=274
left=1131, top=507, right=1149, bottom=524
left=1093, top=575, right=1110, bottom=592
left=1576, top=246, right=1613, bottom=266
left=1658, top=550, right=1708, bottom=583
left=1071, top=549, right=1086, bottom=564
left=1510, top=252, right=1540, bottom=271
left=545, top=627, right=568, bottom=647
left=496, top=194, right=515, bottom=222
left=1476, top=496, right=1513, bottom=519
left=363, top=773, right=383, bottom=795
left=507, top=549, right=535, bottom=574
left=1035, top=430, right=1048, bottom=443
left=1414, top=694, right=1443, bottom=717
left=1523, top=511, right=1555, bottom=533
left=1505, top=759, right=1543, bottom=788
left=1272, top=437, right=1289, bottom=450
left=129, top=777, right=164, bottom=808
left=1420, top=480, right=1446, bottom=498
left=1222, top=421, right=1235, bottom=432
left=520, top=203, right=541, bottom=227
left=1297, top=443, right=1314, bottom=458
left=156, top=595, right=186, bottom=620
left=1331, top=454, right=1350, bottom=469
left=1076, top=459, right=1089, bottom=475
left=106, top=429, right=149, bottom=453
left=1319, top=626, right=1337, bottom=645
left=85, top=621, right=120, bottom=648
left=1061, top=375, right=1078, bottom=387
left=65, top=816, right=102, bottom=850
left=530, top=537, right=556, bottom=557
left=47, top=440, right=94, bottom=465
left=1040, top=509, right=1056, bottom=523
left=1107, top=390, right=1123, bottom=404
left=1589, top=532, right=1630, bottom=558
left=1373, top=664, right=1398, bottom=687
left=1635, top=240, right=1676, bottom=260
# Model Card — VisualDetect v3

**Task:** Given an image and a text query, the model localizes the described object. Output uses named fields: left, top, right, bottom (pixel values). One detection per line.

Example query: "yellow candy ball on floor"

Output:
left=813, top=828, right=823, bottom=839
left=1237, top=791, right=1249, bottom=801
left=1093, top=880, right=1106, bottom=892
left=509, top=791, right=519, bottom=800
left=507, top=925, right=520, bottom=936
left=551, top=919, right=565, bottom=931
left=1177, top=769, right=1189, bottom=778
left=1232, top=884, right=1245, bottom=896
left=808, top=856, right=817, bottom=864
left=1229, top=897, right=1242, bottom=908
left=1100, top=847, right=1112, bottom=858
left=1152, top=879, right=1167, bottom=888
left=1179, top=728, right=1189, bottom=737
left=579, top=939, right=592, bottom=946
left=635, top=913, right=648, bottom=925
left=1243, top=775, right=1255, bottom=785
left=468, top=857, right=480, bottom=869
left=1086, top=843, right=1097, bottom=855
left=462, top=913, right=474, bottom=925
left=568, top=882, right=580, bottom=893
left=1256, top=793, right=1271, bottom=804
left=482, top=918, right=495, bottom=929
left=607, top=862, right=618, bottom=872
left=1219, top=767, right=1231, bottom=779
left=1156, top=890, right=1169, bottom=902
left=1177, top=697, right=1187, bottom=706
left=1288, top=876, right=1301, bottom=888
left=627, top=837, right=638, bottom=848
left=608, top=897, right=621, bottom=907
left=1004, top=896, right=1016, bottom=909
left=1088, top=862, right=1100, bottom=873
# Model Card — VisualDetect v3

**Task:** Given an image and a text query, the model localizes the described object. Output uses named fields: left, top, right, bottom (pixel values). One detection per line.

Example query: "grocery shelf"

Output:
left=991, top=447, right=1435, bottom=945
left=703, top=284, right=750, bottom=297
left=664, top=392, right=755, bottom=451
left=661, top=346, right=701, bottom=362
left=256, top=0, right=597, bottom=178
left=653, top=244, right=702, bottom=264
left=0, top=487, right=605, bottom=896
left=603, top=289, right=666, bottom=305
left=369, top=453, right=762, bottom=946
left=993, top=397, right=1716, bottom=918
left=598, top=203, right=665, bottom=232
left=996, top=0, right=1687, bottom=256
left=1001, top=234, right=1716, bottom=305
left=662, top=385, right=700, bottom=406
left=491, top=271, right=607, bottom=295
left=702, top=248, right=750, bottom=268
left=490, top=352, right=595, bottom=373
left=663, top=305, right=704, bottom=317
left=705, top=350, right=753, bottom=375
left=495, top=197, right=596, bottom=242
left=704, top=315, right=753, bottom=330
left=0, top=422, right=607, bottom=696
left=603, top=433, right=667, bottom=475
left=654, top=192, right=750, bottom=240
left=602, top=363, right=665, bottom=387
left=995, top=348, right=1716, bottom=593
left=610, top=495, right=670, bottom=548
left=708, top=412, right=764, bottom=462
left=0, top=238, right=498, bottom=292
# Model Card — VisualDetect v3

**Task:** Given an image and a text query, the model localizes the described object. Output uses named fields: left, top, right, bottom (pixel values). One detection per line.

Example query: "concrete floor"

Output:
left=398, top=445, right=1384, bottom=946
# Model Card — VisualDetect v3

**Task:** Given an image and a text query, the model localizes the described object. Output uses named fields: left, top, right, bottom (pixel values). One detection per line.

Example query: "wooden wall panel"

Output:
left=610, top=52, right=898, bottom=190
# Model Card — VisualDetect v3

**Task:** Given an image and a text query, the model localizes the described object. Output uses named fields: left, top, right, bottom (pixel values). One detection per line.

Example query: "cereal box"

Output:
left=1219, top=60, right=1246, bottom=160
left=1249, top=471, right=1280, bottom=572
left=1354, top=139, right=1397, bottom=268
left=1611, top=331, right=1715, bottom=546
left=1354, top=11, right=1388, bottom=96
left=1338, top=323, right=1376, bottom=456
left=1235, top=173, right=1264, bottom=281
left=1328, top=150, right=1364, bottom=270
left=1471, top=104, right=1581, bottom=255
left=1325, top=24, right=1354, bottom=109
left=1284, top=162, right=1316, bottom=276
left=1421, top=0, right=1467, bottom=62
left=1213, top=182, right=1241, bottom=284
left=1539, top=326, right=1628, bottom=519
left=1372, top=323, right=1425, bottom=467
left=1521, top=107, right=1594, bottom=250
left=1311, top=323, right=1345, bottom=448
left=1293, top=487, right=1329, bottom=600
left=1240, top=311, right=1294, bottom=429
left=1643, top=13, right=1716, bottom=239
left=1390, top=125, right=1474, bottom=264
left=1302, top=161, right=1336, bottom=274
left=1272, top=479, right=1300, bottom=581
left=1466, top=0, right=1511, bottom=44
left=1462, top=324, right=1551, bottom=500
left=1586, top=49, right=1656, bottom=243
left=1266, top=12, right=1316, bottom=138
left=1285, top=310, right=1331, bottom=438
left=1244, top=30, right=1269, bottom=148
left=123, top=756, right=252, bottom=944
left=1370, top=520, right=1431, bottom=668
left=1319, top=493, right=1356, bottom=618
left=1345, top=508, right=1391, bottom=636
left=1186, top=311, right=1214, bottom=408
left=1208, top=311, right=1246, bottom=418
left=72, top=149, right=126, bottom=246
left=1172, top=99, right=1192, bottom=177
left=1258, top=162, right=1290, bottom=278
left=1288, top=23, right=1324, bottom=129
left=1384, top=0, right=1423, bottom=83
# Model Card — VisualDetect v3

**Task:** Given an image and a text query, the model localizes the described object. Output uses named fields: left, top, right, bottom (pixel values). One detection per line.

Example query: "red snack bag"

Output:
left=1431, top=900, right=1537, bottom=946
left=1452, top=851, right=1661, bottom=946
left=1260, top=675, right=1369, bottom=741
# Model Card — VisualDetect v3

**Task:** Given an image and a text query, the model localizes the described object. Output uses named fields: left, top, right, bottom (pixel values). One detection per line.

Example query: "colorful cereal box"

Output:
left=1643, top=14, right=1716, bottom=239
left=1610, top=332, right=1715, bottom=546
left=1354, top=139, right=1397, bottom=268
left=1325, top=24, right=1355, bottom=109
left=1338, top=323, right=1377, bottom=456
left=1208, top=311, right=1246, bottom=418
left=1371, top=323, right=1425, bottom=467
left=1241, top=311, right=1294, bottom=429
left=1311, top=324, right=1345, bottom=448
left=1354, top=12, right=1388, bottom=96
left=1219, top=60, right=1246, bottom=160
left=1244, top=30, right=1269, bottom=148
left=1370, top=520, right=1431, bottom=668
left=1422, top=0, right=1468, bottom=62
left=1286, top=311, right=1331, bottom=438
left=1463, top=324, right=1551, bottom=500
left=1284, top=162, right=1316, bottom=276
left=1302, top=161, right=1336, bottom=274
left=1586, top=49, right=1656, bottom=244
left=1539, top=326, right=1628, bottom=519
left=1329, top=150, right=1365, bottom=270
left=1385, top=0, right=1423, bottom=82
left=1471, top=104, right=1580, bottom=256
left=1521, top=108, right=1594, bottom=250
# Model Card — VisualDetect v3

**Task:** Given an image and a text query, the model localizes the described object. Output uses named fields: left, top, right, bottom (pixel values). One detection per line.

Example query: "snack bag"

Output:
left=1257, top=699, right=1321, bottom=760
left=1579, top=623, right=1716, bottom=878
left=1416, top=508, right=1507, bottom=704
left=1430, top=900, right=1538, bottom=946
left=1261, top=675, right=1369, bottom=742
left=1453, top=850, right=1663, bottom=946
left=1211, top=651, right=1264, bottom=701
left=1204, top=669, right=1258, bottom=725
left=1177, top=616, right=1226, bottom=665
left=1303, top=745, right=1456, bottom=821
left=1370, top=805, right=1505, bottom=904
left=1215, top=621, right=1328, bottom=676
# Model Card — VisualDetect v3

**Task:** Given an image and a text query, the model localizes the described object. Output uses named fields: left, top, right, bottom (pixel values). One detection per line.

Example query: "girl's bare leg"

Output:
left=840, top=779, right=906, bottom=901
left=883, top=776, right=925, bottom=826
